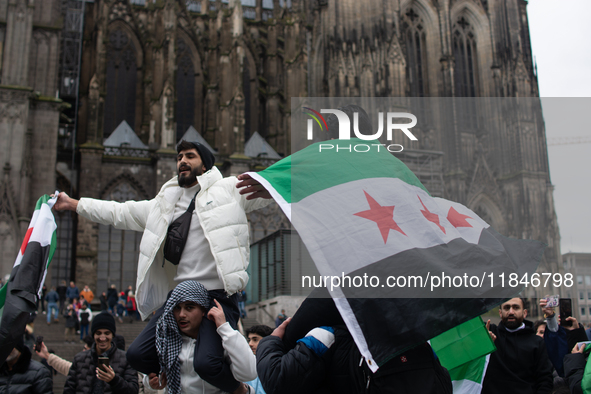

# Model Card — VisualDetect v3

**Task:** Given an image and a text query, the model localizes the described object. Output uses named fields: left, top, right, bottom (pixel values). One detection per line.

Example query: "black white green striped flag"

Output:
left=0, top=194, right=57, bottom=364
left=248, top=140, right=544, bottom=371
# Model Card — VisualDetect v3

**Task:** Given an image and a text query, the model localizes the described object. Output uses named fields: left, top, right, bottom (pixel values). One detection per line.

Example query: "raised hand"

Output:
left=236, top=173, right=272, bottom=200
left=52, top=192, right=79, bottom=212
left=207, top=299, right=227, bottom=328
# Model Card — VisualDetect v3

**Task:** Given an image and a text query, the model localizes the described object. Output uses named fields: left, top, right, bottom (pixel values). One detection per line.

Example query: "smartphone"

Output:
left=34, top=336, right=43, bottom=352
left=97, top=356, right=110, bottom=370
left=546, top=295, right=559, bottom=308
left=559, top=298, right=573, bottom=327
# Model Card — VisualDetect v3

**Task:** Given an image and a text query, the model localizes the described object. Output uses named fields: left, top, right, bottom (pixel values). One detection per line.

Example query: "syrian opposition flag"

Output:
left=247, top=140, right=544, bottom=371
left=430, top=317, right=495, bottom=393
left=0, top=194, right=57, bottom=364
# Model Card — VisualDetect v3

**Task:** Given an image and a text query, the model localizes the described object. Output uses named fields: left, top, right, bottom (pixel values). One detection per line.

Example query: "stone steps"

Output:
left=241, top=316, right=264, bottom=330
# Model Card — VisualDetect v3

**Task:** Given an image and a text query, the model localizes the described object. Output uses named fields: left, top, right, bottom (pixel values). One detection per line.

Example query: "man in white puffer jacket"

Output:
left=54, top=140, right=271, bottom=394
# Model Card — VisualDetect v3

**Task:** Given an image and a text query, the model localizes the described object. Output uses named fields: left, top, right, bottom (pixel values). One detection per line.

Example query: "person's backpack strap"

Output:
left=164, top=188, right=199, bottom=265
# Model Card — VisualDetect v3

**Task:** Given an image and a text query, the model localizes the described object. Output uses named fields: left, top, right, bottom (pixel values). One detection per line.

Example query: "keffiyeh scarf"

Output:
left=155, top=281, right=211, bottom=394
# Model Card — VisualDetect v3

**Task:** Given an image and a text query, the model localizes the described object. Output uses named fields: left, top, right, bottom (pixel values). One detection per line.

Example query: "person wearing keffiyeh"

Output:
left=149, top=281, right=256, bottom=394
left=54, top=141, right=271, bottom=394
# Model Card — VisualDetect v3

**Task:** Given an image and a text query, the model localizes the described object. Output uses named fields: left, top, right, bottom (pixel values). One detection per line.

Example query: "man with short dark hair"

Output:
left=482, top=297, right=553, bottom=394
left=66, top=281, right=79, bottom=303
left=54, top=141, right=271, bottom=393
left=246, top=325, right=274, bottom=356
left=0, top=338, right=53, bottom=394
left=245, top=325, right=273, bottom=394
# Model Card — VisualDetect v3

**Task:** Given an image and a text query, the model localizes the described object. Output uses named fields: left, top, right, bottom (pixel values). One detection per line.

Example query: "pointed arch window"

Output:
left=453, top=17, right=479, bottom=129
left=104, top=29, right=137, bottom=139
left=97, top=182, right=142, bottom=294
left=176, top=39, right=196, bottom=142
left=243, top=61, right=252, bottom=141
left=453, top=17, right=479, bottom=98
left=402, top=8, right=429, bottom=97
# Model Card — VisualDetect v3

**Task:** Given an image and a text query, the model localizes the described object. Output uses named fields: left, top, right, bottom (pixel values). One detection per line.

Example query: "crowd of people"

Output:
left=4, top=138, right=590, bottom=393
left=36, top=281, right=140, bottom=344
left=8, top=289, right=591, bottom=394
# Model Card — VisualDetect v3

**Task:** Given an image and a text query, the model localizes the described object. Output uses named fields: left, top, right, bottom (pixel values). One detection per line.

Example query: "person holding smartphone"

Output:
left=539, top=297, right=587, bottom=378
left=63, top=312, right=138, bottom=394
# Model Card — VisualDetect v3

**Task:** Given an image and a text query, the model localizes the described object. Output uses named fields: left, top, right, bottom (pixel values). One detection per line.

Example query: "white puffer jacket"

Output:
left=77, top=167, right=270, bottom=319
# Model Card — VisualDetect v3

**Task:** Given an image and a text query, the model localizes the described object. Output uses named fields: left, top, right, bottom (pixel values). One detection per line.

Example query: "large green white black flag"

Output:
left=248, top=140, right=544, bottom=371
left=0, top=194, right=57, bottom=365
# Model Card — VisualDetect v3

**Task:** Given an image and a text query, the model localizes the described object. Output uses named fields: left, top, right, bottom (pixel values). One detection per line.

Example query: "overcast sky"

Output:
left=527, top=0, right=591, bottom=253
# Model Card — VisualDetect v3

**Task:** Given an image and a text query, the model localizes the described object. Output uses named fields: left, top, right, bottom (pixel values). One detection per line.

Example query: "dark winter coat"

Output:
left=100, top=294, right=108, bottom=311
left=66, top=286, right=79, bottom=301
left=45, top=290, right=59, bottom=304
left=63, top=342, right=138, bottom=394
left=65, top=309, right=77, bottom=328
left=564, top=352, right=587, bottom=394
left=544, top=320, right=588, bottom=377
left=79, top=310, right=91, bottom=326
left=56, top=285, right=67, bottom=301
left=107, top=289, right=118, bottom=307
left=482, top=320, right=553, bottom=394
left=0, top=346, right=53, bottom=394
left=257, top=325, right=452, bottom=394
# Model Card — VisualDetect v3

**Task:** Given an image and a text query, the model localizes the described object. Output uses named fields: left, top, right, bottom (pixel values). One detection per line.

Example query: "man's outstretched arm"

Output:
left=54, top=192, right=152, bottom=232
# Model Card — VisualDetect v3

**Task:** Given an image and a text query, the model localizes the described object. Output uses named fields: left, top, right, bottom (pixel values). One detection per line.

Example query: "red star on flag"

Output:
left=447, top=207, right=473, bottom=228
left=354, top=191, right=406, bottom=243
left=418, top=196, right=445, bottom=233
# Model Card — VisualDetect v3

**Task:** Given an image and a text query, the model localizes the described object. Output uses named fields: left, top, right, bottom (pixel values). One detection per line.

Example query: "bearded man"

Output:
left=54, top=140, right=271, bottom=394
left=482, top=297, right=553, bottom=394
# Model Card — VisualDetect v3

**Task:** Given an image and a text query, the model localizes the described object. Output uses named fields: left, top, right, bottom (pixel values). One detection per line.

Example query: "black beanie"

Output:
left=177, top=141, right=215, bottom=171
left=92, top=312, right=116, bottom=336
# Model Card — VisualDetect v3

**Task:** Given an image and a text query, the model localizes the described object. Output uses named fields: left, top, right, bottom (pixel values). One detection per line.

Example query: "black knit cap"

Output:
left=177, top=141, right=215, bottom=171
left=91, top=312, right=116, bottom=336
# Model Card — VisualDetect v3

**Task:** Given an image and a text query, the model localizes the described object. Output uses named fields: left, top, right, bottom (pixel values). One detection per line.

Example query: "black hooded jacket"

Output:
left=63, top=342, right=138, bottom=394
left=257, top=325, right=452, bottom=394
left=0, top=346, right=53, bottom=394
left=482, top=320, right=553, bottom=394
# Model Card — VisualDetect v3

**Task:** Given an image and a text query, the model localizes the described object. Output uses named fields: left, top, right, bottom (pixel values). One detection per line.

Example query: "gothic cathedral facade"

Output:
left=0, top=0, right=561, bottom=304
